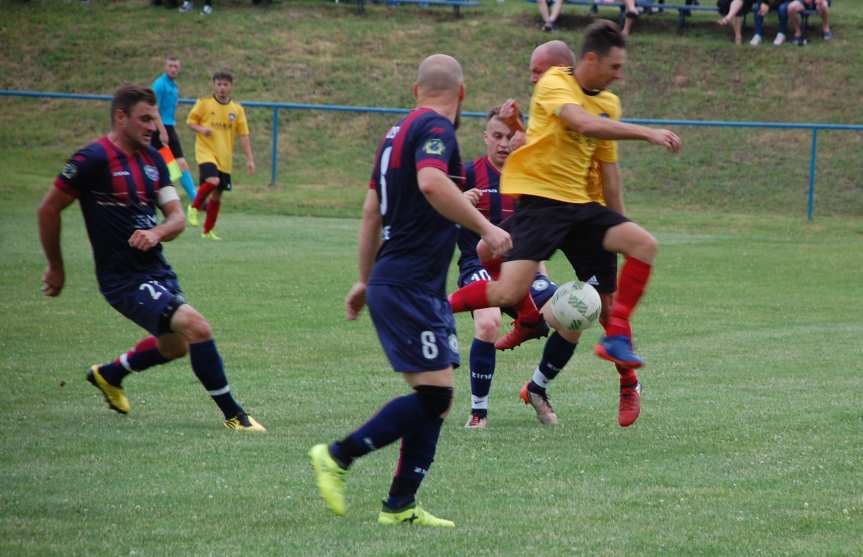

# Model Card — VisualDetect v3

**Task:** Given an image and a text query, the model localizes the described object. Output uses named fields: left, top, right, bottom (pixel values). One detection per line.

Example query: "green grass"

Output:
left=1, top=0, right=862, bottom=216
left=2, top=1, right=862, bottom=554
left=2, top=201, right=862, bottom=555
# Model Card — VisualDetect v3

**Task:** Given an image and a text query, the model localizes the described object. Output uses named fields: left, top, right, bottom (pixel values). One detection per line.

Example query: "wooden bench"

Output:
left=336, top=0, right=480, bottom=17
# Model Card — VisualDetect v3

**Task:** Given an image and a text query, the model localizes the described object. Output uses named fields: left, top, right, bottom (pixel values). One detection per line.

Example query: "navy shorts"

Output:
left=151, top=125, right=185, bottom=159
left=458, top=257, right=559, bottom=316
left=367, top=284, right=460, bottom=373
left=457, top=257, right=492, bottom=288
left=199, top=163, right=232, bottom=191
left=102, top=274, right=186, bottom=336
left=503, top=196, right=624, bottom=295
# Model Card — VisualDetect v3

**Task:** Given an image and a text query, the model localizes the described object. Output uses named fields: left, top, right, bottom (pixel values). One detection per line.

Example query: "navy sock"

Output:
left=98, top=336, right=170, bottom=386
left=331, top=392, right=427, bottom=469
left=469, top=339, right=495, bottom=418
left=529, top=332, right=576, bottom=393
left=188, top=340, right=242, bottom=419
left=385, top=415, right=444, bottom=510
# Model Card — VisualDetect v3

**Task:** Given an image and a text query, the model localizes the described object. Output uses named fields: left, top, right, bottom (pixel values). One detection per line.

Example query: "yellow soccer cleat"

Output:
left=224, top=413, right=267, bottom=432
left=378, top=504, right=455, bottom=528
left=86, top=365, right=130, bottom=414
left=187, top=205, right=199, bottom=227
left=201, top=230, right=222, bottom=240
left=308, top=444, right=347, bottom=516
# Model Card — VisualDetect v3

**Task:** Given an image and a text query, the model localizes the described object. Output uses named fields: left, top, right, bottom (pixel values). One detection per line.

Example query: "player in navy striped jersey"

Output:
left=38, top=85, right=264, bottom=432
left=309, top=55, right=511, bottom=527
left=458, top=106, right=558, bottom=429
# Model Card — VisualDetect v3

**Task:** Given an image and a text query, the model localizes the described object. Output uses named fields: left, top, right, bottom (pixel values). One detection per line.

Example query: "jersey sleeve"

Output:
left=235, top=105, right=250, bottom=136
left=186, top=99, right=204, bottom=126
left=593, top=98, right=622, bottom=164
left=414, top=117, right=458, bottom=174
left=463, top=161, right=476, bottom=192
left=535, top=69, right=581, bottom=117
left=53, top=146, right=101, bottom=198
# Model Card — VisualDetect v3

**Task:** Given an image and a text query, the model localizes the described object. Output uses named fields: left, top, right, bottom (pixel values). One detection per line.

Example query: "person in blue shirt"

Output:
left=152, top=56, right=199, bottom=221
left=308, top=54, right=511, bottom=528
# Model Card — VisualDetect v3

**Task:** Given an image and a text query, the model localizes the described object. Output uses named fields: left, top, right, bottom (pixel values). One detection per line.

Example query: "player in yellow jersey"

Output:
left=449, top=22, right=681, bottom=408
left=187, top=71, right=255, bottom=239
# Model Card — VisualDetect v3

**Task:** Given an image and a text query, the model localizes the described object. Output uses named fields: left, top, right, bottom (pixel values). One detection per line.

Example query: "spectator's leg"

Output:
left=732, top=15, right=744, bottom=44
left=548, top=0, right=563, bottom=25
left=622, top=0, right=637, bottom=36
left=777, top=1, right=790, bottom=36
left=788, top=0, right=804, bottom=40
left=817, top=0, right=830, bottom=36
left=538, top=0, right=552, bottom=28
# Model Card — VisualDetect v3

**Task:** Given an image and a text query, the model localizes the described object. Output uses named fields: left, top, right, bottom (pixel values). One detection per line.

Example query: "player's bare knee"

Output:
left=414, top=385, right=454, bottom=418
left=474, top=315, right=501, bottom=342
left=554, top=326, right=582, bottom=344
left=170, top=305, right=213, bottom=343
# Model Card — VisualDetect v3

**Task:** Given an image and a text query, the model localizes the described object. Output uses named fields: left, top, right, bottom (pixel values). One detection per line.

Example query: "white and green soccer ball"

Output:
left=549, top=280, right=602, bottom=332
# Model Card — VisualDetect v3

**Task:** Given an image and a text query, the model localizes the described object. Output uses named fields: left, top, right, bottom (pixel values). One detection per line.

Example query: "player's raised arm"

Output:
left=558, top=104, right=681, bottom=152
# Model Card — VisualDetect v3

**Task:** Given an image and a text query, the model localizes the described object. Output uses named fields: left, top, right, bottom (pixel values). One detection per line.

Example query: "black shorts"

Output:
left=199, top=163, right=232, bottom=191
left=150, top=125, right=184, bottom=159
left=718, top=0, right=754, bottom=15
left=502, top=196, right=627, bottom=294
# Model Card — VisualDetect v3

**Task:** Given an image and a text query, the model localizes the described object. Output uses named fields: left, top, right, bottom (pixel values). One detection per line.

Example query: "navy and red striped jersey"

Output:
left=457, top=156, right=515, bottom=265
left=55, top=136, right=174, bottom=287
left=367, top=107, right=463, bottom=298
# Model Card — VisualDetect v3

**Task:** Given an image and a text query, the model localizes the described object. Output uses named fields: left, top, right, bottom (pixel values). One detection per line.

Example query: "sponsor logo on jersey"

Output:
left=61, top=162, right=77, bottom=180
left=423, top=138, right=446, bottom=156
left=143, top=165, right=159, bottom=182
left=112, top=171, right=131, bottom=177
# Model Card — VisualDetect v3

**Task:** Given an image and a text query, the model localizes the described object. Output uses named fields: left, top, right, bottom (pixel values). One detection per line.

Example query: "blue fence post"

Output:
left=807, top=128, right=818, bottom=222
left=271, top=107, right=279, bottom=186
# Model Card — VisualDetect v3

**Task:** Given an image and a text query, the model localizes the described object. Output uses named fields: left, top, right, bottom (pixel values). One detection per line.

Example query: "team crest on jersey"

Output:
left=143, top=165, right=160, bottom=182
left=228, top=112, right=237, bottom=122
left=532, top=278, right=550, bottom=291
left=423, top=139, right=446, bottom=156
left=61, top=162, right=77, bottom=180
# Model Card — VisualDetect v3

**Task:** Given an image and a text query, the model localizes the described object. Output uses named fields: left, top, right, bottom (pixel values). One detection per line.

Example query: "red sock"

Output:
left=606, top=256, right=652, bottom=337
left=482, top=256, right=503, bottom=280
left=616, top=364, right=638, bottom=385
left=449, top=280, right=490, bottom=313
left=514, top=293, right=541, bottom=325
left=193, top=182, right=216, bottom=209
left=203, top=200, right=221, bottom=234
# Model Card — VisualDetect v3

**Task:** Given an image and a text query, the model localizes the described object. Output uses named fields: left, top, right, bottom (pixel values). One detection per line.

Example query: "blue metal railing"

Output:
left=3, top=89, right=862, bottom=221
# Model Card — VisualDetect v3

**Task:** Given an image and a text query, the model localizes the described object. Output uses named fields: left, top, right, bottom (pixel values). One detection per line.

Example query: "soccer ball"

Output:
left=549, top=280, right=602, bottom=332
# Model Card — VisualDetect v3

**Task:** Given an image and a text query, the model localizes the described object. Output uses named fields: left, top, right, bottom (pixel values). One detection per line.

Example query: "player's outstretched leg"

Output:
left=308, top=443, right=348, bottom=516
left=595, top=256, right=652, bottom=368
left=87, top=365, right=130, bottom=414
left=519, top=332, right=577, bottom=425
left=86, top=336, right=173, bottom=414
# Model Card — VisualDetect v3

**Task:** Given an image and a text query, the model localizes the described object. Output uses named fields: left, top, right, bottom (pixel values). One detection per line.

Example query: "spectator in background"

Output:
left=537, top=0, right=564, bottom=31
left=750, top=0, right=790, bottom=46
left=717, top=0, right=755, bottom=45
left=788, top=0, right=831, bottom=45
left=179, top=0, right=214, bottom=15
left=621, top=0, right=640, bottom=37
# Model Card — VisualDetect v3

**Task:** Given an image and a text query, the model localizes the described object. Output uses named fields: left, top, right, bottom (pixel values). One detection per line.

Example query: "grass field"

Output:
left=2, top=0, right=862, bottom=554
left=2, top=200, right=862, bottom=555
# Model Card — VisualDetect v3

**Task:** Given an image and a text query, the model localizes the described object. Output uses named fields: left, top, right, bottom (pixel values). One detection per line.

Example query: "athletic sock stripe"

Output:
left=208, top=384, right=231, bottom=396
left=120, top=353, right=134, bottom=372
